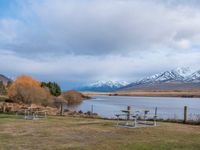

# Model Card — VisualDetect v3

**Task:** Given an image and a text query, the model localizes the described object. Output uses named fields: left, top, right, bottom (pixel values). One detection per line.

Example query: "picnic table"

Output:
left=114, top=106, right=158, bottom=128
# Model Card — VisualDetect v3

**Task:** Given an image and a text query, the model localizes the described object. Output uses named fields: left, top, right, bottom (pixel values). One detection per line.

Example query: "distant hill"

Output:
left=77, top=81, right=129, bottom=92
left=119, top=67, right=200, bottom=91
left=77, top=68, right=200, bottom=92
left=0, top=74, right=12, bottom=85
left=119, top=82, right=200, bottom=91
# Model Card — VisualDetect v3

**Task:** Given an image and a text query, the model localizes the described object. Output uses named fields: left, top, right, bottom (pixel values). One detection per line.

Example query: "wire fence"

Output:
left=65, top=102, right=200, bottom=123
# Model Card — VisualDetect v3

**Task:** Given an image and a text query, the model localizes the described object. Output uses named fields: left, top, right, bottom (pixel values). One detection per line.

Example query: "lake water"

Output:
left=66, top=95, right=200, bottom=120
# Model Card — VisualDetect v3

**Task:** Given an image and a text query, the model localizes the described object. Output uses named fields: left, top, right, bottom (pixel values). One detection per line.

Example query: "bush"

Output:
left=8, top=75, right=52, bottom=106
left=41, top=82, right=61, bottom=97
left=62, top=90, right=90, bottom=105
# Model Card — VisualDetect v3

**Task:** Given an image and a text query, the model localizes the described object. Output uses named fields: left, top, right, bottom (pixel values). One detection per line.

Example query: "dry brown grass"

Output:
left=0, top=114, right=200, bottom=150
left=82, top=90, right=200, bottom=97
left=115, top=90, right=200, bottom=97
left=81, top=91, right=112, bottom=95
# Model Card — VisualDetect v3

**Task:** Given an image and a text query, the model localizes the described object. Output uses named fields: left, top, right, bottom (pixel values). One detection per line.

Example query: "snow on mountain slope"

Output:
left=175, top=67, right=193, bottom=77
left=78, top=80, right=129, bottom=92
left=88, top=80, right=129, bottom=88
left=135, top=67, right=194, bottom=84
left=120, top=67, right=200, bottom=91
left=78, top=67, right=200, bottom=92
left=186, top=70, right=200, bottom=82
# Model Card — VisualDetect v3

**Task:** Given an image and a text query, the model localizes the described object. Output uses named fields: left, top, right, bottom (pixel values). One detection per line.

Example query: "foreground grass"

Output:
left=0, top=114, right=200, bottom=150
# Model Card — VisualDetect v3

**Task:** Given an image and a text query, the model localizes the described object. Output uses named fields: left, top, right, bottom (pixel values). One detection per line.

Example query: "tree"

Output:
left=62, top=90, right=89, bottom=105
left=6, top=80, right=13, bottom=88
left=8, top=75, right=52, bottom=106
left=41, top=82, right=61, bottom=97
left=0, top=81, right=6, bottom=95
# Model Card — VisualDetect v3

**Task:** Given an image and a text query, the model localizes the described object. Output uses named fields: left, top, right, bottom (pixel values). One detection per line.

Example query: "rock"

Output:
left=0, top=102, right=58, bottom=115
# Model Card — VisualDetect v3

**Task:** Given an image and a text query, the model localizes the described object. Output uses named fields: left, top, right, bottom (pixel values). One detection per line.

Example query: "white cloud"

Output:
left=1, top=48, right=200, bottom=88
left=176, top=39, right=191, bottom=49
left=0, top=0, right=200, bottom=89
left=1, top=0, right=200, bottom=55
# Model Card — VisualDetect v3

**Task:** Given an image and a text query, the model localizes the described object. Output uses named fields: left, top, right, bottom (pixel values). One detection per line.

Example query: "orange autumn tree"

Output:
left=8, top=75, right=51, bottom=106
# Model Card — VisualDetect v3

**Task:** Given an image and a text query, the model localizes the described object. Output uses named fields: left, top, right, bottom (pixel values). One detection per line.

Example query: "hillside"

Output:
left=0, top=74, right=11, bottom=85
left=119, top=67, right=200, bottom=92
left=119, top=82, right=200, bottom=91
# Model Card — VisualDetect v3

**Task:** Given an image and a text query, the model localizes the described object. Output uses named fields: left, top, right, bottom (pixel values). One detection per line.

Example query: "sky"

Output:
left=0, top=0, right=200, bottom=90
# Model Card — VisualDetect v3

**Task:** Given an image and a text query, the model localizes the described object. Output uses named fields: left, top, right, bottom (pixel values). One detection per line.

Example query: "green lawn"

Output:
left=0, top=114, right=200, bottom=150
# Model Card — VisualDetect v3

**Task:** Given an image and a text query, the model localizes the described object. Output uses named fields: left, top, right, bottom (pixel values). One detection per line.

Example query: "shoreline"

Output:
left=81, top=90, right=200, bottom=98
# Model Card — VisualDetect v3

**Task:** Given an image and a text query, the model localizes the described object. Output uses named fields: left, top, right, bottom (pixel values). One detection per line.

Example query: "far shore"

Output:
left=81, top=90, right=200, bottom=98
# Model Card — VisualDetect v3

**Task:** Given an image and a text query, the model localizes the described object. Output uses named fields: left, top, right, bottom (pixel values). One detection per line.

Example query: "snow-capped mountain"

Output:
left=88, top=80, right=129, bottom=88
left=186, top=70, right=200, bottom=82
left=135, top=67, right=193, bottom=84
left=175, top=67, right=193, bottom=77
left=78, top=67, right=200, bottom=92
left=120, top=67, right=200, bottom=91
left=77, top=80, right=129, bottom=92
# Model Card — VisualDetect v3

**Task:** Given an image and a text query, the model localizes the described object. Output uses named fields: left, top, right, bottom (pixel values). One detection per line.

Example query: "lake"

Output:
left=66, top=95, right=200, bottom=120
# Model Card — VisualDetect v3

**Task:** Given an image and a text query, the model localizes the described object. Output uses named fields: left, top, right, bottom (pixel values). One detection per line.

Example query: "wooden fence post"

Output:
left=154, top=107, right=158, bottom=126
left=184, top=106, right=188, bottom=123
left=3, top=103, right=6, bottom=113
left=60, top=103, right=64, bottom=116
left=91, top=105, right=93, bottom=113
left=127, top=106, right=131, bottom=120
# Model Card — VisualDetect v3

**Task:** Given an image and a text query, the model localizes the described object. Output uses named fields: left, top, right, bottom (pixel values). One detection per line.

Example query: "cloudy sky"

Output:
left=0, top=0, right=200, bottom=89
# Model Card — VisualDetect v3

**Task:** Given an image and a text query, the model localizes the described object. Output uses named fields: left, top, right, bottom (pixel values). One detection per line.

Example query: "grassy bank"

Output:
left=0, top=114, right=200, bottom=150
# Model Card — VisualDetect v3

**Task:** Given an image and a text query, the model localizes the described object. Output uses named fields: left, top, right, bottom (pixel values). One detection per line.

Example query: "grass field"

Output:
left=0, top=114, right=200, bottom=150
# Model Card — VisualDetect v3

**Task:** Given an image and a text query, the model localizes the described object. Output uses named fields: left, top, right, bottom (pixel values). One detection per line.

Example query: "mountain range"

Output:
left=78, top=67, right=200, bottom=92
left=77, top=80, right=129, bottom=92
left=1, top=67, right=200, bottom=92
left=0, top=74, right=12, bottom=85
